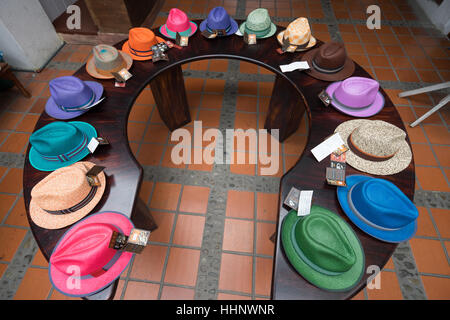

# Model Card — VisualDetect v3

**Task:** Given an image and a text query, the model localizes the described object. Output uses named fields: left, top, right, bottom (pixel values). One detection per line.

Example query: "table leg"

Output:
left=131, top=197, right=158, bottom=231
left=150, top=64, right=191, bottom=131
left=264, top=74, right=306, bottom=142
left=4, top=67, right=31, bottom=98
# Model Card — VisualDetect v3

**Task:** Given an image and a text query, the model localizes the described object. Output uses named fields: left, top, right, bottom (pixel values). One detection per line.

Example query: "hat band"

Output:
left=58, top=92, right=95, bottom=112
left=347, top=132, right=396, bottom=162
left=312, top=59, right=345, bottom=74
left=206, top=23, right=232, bottom=35
left=128, top=43, right=153, bottom=58
left=347, top=185, right=400, bottom=231
left=40, top=132, right=89, bottom=163
left=290, top=218, right=342, bottom=276
left=245, top=24, right=272, bottom=37
left=332, top=92, right=374, bottom=110
left=283, top=35, right=311, bottom=49
left=44, top=186, right=98, bottom=215
left=166, top=25, right=192, bottom=38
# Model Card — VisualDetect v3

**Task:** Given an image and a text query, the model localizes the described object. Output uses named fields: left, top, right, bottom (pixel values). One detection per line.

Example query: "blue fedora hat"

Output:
left=199, top=6, right=238, bottom=36
left=45, top=76, right=104, bottom=120
left=29, top=121, right=97, bottom=171
left=337, top=175, right=418, bottom=243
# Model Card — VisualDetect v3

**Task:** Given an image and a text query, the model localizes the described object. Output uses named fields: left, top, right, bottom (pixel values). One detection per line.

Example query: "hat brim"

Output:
left=334, top=119, right=412, bottom=175
left=281, top=205, right=365, bottom=292
left=85, top=51, right=133, bottom=79
left=159, top=21, right=198, bottom=39
left=337, top=175, right=417, bottom=243
left=30, top=162, right=106, bottom=230
left=326, top=81, right=385, bottom=117
left=199, top=18, right=239, bottom=36
left=29, top=121, right=97, bottom=172
left=45, top=81, right=104, bottom=120
left=302, top=46, right=355, bottom=81
left=121, top=36, right=166, bottom=61
left=276, top=31, right=317, bottom=52
left=49, top=211, right=134, bottom=297
left=238, top=21, right=277, bottom=39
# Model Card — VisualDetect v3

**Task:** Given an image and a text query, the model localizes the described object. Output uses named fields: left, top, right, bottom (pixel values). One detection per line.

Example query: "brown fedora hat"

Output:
left=302, top=41, right=355, bottom=81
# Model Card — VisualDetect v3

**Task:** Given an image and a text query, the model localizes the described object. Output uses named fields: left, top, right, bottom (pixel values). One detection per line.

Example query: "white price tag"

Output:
left=87, top=137, right=100, bottom=154
left=297, top=190, right=313, bottom=216
left=311, top=133, right=346, bottom=162
left=280, top=61, right=310, bottom=73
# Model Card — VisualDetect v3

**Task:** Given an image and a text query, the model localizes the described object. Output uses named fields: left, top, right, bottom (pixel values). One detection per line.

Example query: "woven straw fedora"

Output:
left=281, top=205, right=365, bottom=291
left=199, top=6, right=238, bottom=36
left=159, top=8, right=198, bottom=39
left=276, top=17, right=316, bottom=52
left=86, top=45, right=133, bottom=79
left=239, top=8, right=277, bottom=39
left=49, top=211, right=134, bottom=297
left=30, top=162, right=106, bottom=230
left=122, top=27, right=166, bottom=61
left=334, top=120, right=412, bottom=175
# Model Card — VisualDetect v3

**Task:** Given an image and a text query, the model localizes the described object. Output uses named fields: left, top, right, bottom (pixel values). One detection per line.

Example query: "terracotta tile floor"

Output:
left=0, top=0, right=449, bottom=300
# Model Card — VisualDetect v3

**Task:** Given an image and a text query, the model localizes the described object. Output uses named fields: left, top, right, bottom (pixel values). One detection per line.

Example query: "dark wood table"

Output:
left=23, top=20, right=414, bottom=300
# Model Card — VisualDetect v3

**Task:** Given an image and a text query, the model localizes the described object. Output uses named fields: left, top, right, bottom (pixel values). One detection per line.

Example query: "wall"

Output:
left=0, top=0, right=63, bottom=71
left=39, top=0, right=77, bottom=22
left=414, top=0, right=450, bottom=36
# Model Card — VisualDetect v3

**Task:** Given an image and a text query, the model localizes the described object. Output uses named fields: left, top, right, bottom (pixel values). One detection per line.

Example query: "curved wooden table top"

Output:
left=23, top=20, right=414, bottom=300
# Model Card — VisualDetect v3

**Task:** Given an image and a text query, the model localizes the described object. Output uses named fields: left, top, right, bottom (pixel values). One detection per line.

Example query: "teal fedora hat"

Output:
left=29, top=121, right=97, bottom=172
left=239, top=8, right=277, bottom=39
left=281, top=205, right=365, bottom=292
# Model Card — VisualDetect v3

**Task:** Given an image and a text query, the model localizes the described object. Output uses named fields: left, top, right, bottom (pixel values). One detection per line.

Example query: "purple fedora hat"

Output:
left=45, top=76, right=104, bottom=120
left=199, top=6, right=238, bottom=36
left=325, top=77, right=385, bottom=117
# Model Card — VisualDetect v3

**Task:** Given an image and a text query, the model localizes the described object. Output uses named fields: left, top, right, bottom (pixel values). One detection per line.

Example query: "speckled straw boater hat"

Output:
left=30, top=162, right=106, bottom=230
left=239, top=8, right=277, bottom=39
left=334, top=120, right=412, bottom=175
left=276, top=17, right=316, bottom=52
left=281, top=205, right=365, bottom=291
left=86, top=44, right=133, bottom=79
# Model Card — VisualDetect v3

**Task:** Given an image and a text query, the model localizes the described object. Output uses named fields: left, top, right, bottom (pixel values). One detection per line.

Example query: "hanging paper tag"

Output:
left=279, top=61, right=310, bottom=73
left=284, top=186, right=301, bottom=210
left=85, top=165, right=105, bottom=187
left=297, top=190, right=313, bottom=216
left=318, top=90, right=332, bottom=106
left=152, top=46, right=169, bottom=62
left=109, top=231, right=128, bottom=250
left=311, top=132, right=346, bottom=162
left=201, top=29, right=218, bottom=39
left=244, top=32, right=257, bottom=45
left=109, top=228, right=151, bottom=253
left=326, top=153, right=347, bottom=186
left=152, top=42, right=169, bottom=53
left=176, top=32, right=189, bottom=47
left=87, top=136, right=109, bottom=154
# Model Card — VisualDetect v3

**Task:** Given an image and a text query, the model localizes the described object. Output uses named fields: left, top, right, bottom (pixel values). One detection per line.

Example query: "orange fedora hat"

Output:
left=122, top=27, right=165, bottom=61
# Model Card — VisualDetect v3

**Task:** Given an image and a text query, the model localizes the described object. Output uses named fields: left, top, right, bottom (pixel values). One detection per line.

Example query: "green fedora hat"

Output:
left=281, top=205, right=365, bottom=292
left=29, top=121, right=97, bottom=172
left=239, top=8, right=277, bottom=39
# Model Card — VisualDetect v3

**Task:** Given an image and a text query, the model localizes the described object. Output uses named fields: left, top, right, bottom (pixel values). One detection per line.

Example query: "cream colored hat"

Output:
left=30, top=161, right=106, bottom=229
left=277, top=17, right=316, bottom=52
left=86, top=44, right=133, bottom=79
left=334, top=120, right=412, bottom=175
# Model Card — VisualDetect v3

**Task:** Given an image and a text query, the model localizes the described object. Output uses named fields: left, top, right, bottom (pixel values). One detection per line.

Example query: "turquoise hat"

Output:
left=29, top=121, right=97, bottom=172
left=239, top=8, right=277, bottom=39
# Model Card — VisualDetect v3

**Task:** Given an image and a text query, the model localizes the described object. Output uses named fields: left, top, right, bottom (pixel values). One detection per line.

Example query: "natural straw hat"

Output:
left=30, top=161, right=106, bottom=229
left=86, top=44, right=133, bottom=79
left=276, top=17, right=316, bottom=52
left=334, top=119, right=412, bottom=175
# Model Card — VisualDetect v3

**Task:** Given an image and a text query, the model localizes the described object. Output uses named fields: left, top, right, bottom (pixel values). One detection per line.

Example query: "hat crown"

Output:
left=351, top=122, right=405, bottom=157
left=284, top=17, right=311, bottom=45
left=93, top=45, right=123, bottom=72
left=206, top=6, right=231, bottom=30
left=315, top=42, right=347, bottom=70
left=295, top=212, right=356, bottom=273
left=335, top=77, right=379, bottom=108
left=246, top=8, right=271, bottom=31
left=50, top=223, right=118, bottom=276
left=49, top=76, right=94, bottom=109
left=350, top=179, right=418, bottom=229
left=129, top=27, right=157, bottom=51
left=166, top=8, right=190, bottom=32
left=31, top=163, right=92, bottom=211
left=30, top=121, right=85, bottom=157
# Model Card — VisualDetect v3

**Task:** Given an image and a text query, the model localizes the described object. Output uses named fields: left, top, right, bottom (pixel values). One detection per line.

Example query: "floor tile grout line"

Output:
left=0, top=195, right=22, bottom=226
left=424, top=207, right=450, bottom=264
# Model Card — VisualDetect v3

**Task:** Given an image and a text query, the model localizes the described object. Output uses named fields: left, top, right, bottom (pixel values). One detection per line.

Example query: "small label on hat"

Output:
left=152, top=42, right=169, bottom=53
left=326, top=153, right=347, bottom=186
left=86, top=165, right=105, bottom=187
left=112, top=69, right=132, bottom=83
left=87, top=137, right=109, bottom=154
left=244, top=32, right=257, bottom=45
left=297, top=190, right=313, bottom=216
left=311, top=133, right=346, bottom=162
left=318, top=90, right=332, bottom=106
left=176, top=32, right=189, bottom=47
left=109, top=228, right=151, bottom=254
left=152, top=48, right=169, bottom=62
left=284, top=186, right=301, bottom=210
left=279, top=61, right=310, bottom=73
left=281, top=36, right=297, bottom=53
left=202, top=29, right=218, bottom=39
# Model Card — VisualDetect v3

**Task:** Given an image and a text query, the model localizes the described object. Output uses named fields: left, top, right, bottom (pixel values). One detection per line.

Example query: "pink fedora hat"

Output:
left=159, top=8, right=198, bottom=39
left=49, top=211, right=134, bottom=297
left=325, top=77, right=385, bottom=117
